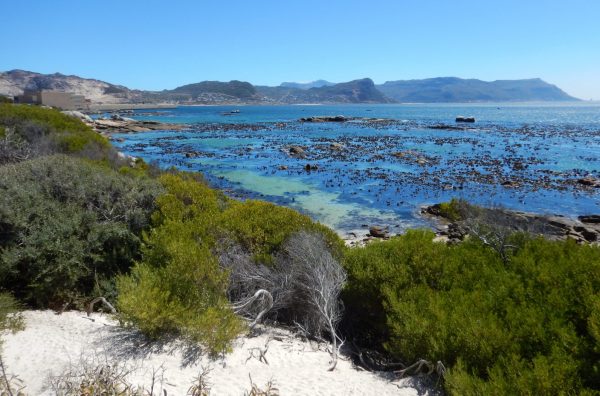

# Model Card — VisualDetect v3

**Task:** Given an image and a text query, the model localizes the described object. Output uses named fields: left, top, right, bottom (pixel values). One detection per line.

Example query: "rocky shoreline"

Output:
left=421, top=203, right=600, bottom=245
left=71, top=110, right=599, bottom=247
left=62, top=110, right=186, bottom=134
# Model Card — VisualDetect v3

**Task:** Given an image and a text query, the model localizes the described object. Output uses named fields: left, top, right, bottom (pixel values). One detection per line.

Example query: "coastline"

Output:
left=73, top=106, right=600, bottom=247
left=88, top=103, right=178, bottom=112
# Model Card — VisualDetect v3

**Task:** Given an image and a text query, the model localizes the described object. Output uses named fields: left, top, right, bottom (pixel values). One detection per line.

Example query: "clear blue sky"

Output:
left=1, top=0, right=599, bottom=99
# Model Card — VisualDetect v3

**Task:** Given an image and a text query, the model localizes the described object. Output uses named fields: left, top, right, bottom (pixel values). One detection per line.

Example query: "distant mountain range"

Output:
left=0, top=70, right=580, bottom=105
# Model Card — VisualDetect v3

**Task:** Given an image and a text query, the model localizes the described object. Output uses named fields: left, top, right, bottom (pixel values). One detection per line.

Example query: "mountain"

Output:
left=309, top=78, right=392, bottom=103
left=167, top=80, right=258, bottom=101
left=280, top=80, right=335, bottom=90
left=257, top=78, right=394, bottom=104
left=0, top=70, right=579, bottom=105
left=0, top=69, right=141, bottom=104
left=377, top=77, right=579, bottom=102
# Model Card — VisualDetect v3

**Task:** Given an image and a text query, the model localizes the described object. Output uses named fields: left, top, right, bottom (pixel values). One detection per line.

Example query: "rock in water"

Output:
left=288, top=145, right=305, bottom=157
left=369, top=226, right=389, bottom=238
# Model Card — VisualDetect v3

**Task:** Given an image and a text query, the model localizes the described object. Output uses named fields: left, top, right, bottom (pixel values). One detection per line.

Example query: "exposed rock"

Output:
left=61, top=110, right=93, bottom=123
left=369, top=226, right=389, bottom=238
left=579, top=215, right=600, bottom=224
left=278, top=165, right=288, bottom=170
left=299, top=115, right=347, bottom=123
left=93, top=118, right=185, bottom=134
left=577, top=176, right=600, bottom=187
left=329, top=142, right=345, bottom=151
left=501, top=180, right=519, bottom=188
left=288, top=145, right=306, bottom=157
left=430, top=124, right=469, bottom=131
left=455, top=116, right=475, bottom=123
left=573, top=226, right=598, bottom=242
left=423, top=203, right=600, bottom=245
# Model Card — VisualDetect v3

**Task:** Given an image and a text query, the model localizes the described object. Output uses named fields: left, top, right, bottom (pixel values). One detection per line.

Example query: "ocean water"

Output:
left=110, top=103, right=600, bottom=236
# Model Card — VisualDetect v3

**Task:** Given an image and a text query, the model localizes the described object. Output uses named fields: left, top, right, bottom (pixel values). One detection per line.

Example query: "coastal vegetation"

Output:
left=0, top=104, right=598, bottom=394
left=344, top=230, right=600, bottom=394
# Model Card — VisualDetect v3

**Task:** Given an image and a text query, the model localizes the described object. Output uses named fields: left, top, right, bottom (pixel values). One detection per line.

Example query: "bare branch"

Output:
left=87, top=297, right=117, bottom=316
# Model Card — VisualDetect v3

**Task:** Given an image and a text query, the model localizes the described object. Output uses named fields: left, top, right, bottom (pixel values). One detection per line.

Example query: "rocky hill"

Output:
left=0, top=70, right=142, bottom=104
left=377, top=77, right=579, bottom=102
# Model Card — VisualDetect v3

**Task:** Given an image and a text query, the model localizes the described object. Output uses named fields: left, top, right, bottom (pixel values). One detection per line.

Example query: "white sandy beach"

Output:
left=2, top=311, right=428, bottom=395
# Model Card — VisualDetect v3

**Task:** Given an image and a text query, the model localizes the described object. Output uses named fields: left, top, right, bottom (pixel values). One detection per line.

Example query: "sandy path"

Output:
left=1, top=311, right=428, bottom=395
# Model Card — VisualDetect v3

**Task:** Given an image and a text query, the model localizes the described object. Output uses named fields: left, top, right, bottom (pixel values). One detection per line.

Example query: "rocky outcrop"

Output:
left=286, top=145, right=307, bottom=158
left=577, top=176, right=600, bottom=188
left=300, top=115, right=347, bottom=123
left=94, top=118, right=185, bottom=133
left=369, top=226, right=389, bottom=238
left=422, top=203, right=600, bottom=245
left=61, top=110, right=93, bottom=123
left=61, top=111, right=186, bottom=134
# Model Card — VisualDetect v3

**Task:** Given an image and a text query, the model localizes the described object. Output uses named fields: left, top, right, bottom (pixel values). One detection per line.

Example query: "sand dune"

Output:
left=2, top=311, right=428, bottom=395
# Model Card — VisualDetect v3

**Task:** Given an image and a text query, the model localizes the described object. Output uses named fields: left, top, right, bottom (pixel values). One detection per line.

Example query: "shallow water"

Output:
left=110, top=103, right=600, bottom=235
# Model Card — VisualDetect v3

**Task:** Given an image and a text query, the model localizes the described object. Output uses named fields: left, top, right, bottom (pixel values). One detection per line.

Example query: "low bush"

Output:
left=117, top=174, right=239, bottom=354
left=435, top=198, right=471, bottom=221
left=343, top=230, right=600, bottom=394
left=219, top=200, right=343, bottom=265
left=0, top=103, right=111, bottom=163
left=0, top=155, right=163, bottom=307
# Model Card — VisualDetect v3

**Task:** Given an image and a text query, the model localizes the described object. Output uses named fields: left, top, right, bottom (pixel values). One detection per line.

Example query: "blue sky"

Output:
left=1, top=0, right=599, bottom=99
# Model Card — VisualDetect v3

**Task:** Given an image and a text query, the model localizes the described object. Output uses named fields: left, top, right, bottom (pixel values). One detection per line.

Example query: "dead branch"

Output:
left=87, top=297, right=117, bottom=316
left=219, top=231, right=347, bottom=371
left=187, top=365, right=212, bottom=396
left=395, top=359, right=446, bottom=379
left=277, top=231, right=347, bottom=370
left=0, top=354, right=25, bottom=396
left=232, top=289, right=274, bottom=330
left=246, top=373, right=279, bottom=396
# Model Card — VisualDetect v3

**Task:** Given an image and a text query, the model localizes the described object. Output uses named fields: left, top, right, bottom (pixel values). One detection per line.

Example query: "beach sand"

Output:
left=2, top=311, right=429, bottom=395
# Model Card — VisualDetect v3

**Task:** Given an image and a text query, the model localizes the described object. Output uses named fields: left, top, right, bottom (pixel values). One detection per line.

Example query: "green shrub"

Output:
left=0, top=155, right=163, bottom=306
left=117, top=174, right=242, bottom=354
left=435, top=198, right=473, bottom=221
left=343, top=230, right=600, bottom=394
left=0, top=103, right=110, bottom=162
left=219, top=200, right=343, bottom=265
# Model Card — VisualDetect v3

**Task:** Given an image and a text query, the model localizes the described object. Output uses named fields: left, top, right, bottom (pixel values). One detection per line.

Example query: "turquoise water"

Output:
left=111, top=103, right=600, bottom=235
